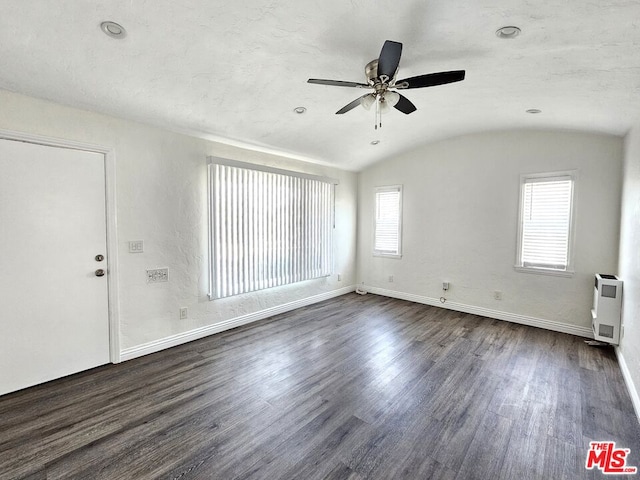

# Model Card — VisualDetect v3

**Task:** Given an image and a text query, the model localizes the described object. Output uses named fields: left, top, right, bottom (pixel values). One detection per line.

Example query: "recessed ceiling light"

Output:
left=496, top=26, right=521, bottom=39
left=293, top=106, right=307, bottom=114
left=370, top=140, right=380, bottom=145
left=526, top=108, right=542, bottom=114
left=101, top=21, right=126, bottom=39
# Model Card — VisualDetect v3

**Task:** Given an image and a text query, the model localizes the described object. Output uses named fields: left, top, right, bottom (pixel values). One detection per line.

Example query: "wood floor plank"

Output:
left=254, top=415, right=371, bottom=480
left=45, top=390, right=272, bottom=479
left=361, top=413, right=456, bottom=480
left=0, top=293, right=638, bottom=480
left=548, top=381, right=583, bottom=446
left=498, top=429, right=547, bottom=480
left=163, top=394, right=334, bottom=479
left=455, top=411, right=513, bottom=480
left=543, top=435, right=582, bottom=480
left=320, top=462, right=364, bottom=480
left=374, top=447, right=457, bottom=480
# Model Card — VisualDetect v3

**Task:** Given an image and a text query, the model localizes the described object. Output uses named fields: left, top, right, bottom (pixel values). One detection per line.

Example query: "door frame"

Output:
left=0, top=128, right=121, bottom=363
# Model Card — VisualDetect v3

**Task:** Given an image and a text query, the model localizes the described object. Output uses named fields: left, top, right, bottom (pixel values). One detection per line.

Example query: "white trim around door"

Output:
left=0, top=128, right=121, bottom=363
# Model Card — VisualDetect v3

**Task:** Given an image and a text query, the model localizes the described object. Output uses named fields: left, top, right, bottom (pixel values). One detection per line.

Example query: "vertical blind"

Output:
left=209, top=160, right=335, bottom=299
left=520, top=176, right=573, bottom=270
left=374, top=186, right=402, bottom=256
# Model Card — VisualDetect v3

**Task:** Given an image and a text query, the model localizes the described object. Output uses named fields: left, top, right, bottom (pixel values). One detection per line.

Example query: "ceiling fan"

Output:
left=308, top=40, right=465, bottom=129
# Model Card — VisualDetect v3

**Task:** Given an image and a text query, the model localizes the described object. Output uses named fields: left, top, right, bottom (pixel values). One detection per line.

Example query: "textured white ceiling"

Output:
left=1, top=1, right=639, bottom=170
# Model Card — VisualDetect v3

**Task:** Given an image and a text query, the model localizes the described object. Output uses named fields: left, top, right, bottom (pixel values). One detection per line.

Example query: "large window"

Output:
left=516, top=172, right=575, bottom=274
left=374, top=185, right=403, bottom=257
left=208, top=158, right=337, bottom=299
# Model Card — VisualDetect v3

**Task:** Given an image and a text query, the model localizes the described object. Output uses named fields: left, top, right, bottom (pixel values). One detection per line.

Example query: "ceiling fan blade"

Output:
left=393, top=94, right=417, bottom=114
left=308, top=79, right=370, bottom=88
left=336, top=95, right=369, bottom=114
left=377, top=40, right=403, bottom=80
left=396, top=70, right=466, bottom=89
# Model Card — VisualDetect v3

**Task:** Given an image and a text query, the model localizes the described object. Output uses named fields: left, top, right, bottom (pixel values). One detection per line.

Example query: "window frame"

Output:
left=373, top=185, right=403, bottom=259
left=514, top=170, right=577, bottom=277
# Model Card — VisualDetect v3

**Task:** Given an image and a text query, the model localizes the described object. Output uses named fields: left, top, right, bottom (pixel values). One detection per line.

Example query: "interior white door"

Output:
left=0, top=138, right=110, bottom=396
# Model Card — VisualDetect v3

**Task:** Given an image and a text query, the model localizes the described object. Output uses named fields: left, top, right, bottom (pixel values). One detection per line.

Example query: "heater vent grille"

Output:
left=598, top=324, right=614, bottom=339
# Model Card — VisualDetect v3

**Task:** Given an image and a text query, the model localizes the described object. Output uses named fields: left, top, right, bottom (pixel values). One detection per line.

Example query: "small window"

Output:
left=374, top=185, right=402, bottom=257
left=516, top=172, right=575, bottom=274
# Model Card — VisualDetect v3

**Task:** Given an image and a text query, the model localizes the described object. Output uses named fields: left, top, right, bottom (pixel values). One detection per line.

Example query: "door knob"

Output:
left=95, top=254, right=105, bottom=262
left=95, top=269, right=105, bottom=277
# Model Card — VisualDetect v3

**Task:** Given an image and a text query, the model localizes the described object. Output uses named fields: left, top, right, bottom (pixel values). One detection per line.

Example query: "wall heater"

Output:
left=591, top=273, right=623, bottom=345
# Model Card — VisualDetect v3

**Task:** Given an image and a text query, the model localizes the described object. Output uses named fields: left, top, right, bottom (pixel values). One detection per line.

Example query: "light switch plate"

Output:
left=129, top=240, right=144, bottom=253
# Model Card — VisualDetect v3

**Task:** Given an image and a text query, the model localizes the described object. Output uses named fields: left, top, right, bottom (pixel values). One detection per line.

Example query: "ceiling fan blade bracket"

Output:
left=392, top=81, right=409, bottom=90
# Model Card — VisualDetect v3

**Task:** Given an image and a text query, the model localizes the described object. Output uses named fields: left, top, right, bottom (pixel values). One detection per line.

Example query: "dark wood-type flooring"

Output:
left=1, top=293, right=639, bottom=479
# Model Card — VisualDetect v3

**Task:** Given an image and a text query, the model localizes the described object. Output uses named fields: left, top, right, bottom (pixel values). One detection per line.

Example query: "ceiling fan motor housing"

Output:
left=365, top=59, right=397, bottom=86
left=365, top=60, right=379, bottom=83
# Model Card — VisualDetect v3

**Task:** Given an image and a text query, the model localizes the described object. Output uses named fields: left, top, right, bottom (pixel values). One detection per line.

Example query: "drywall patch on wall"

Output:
left=358, top=130, right=623, bottom=331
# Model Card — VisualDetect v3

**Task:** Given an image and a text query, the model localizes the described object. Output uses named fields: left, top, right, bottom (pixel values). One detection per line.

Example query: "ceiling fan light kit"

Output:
left=308, top=40, right=465, bottom=129
left=360, top=94, right=376, bottom=110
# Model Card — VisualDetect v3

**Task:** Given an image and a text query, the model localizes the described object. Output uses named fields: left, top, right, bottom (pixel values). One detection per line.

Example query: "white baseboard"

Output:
left=363, top=285, right=594, bottom=338
left=615, top=347, right=640, bottom=424
left=120, top=285, right=356, bottom=361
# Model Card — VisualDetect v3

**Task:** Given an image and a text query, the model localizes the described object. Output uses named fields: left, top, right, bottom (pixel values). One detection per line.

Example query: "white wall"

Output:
left=618, top=126, right=640, bottom=416
left=358, top=130, right=623, bottom=333
left=0, top=89, right=357, bottom=354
